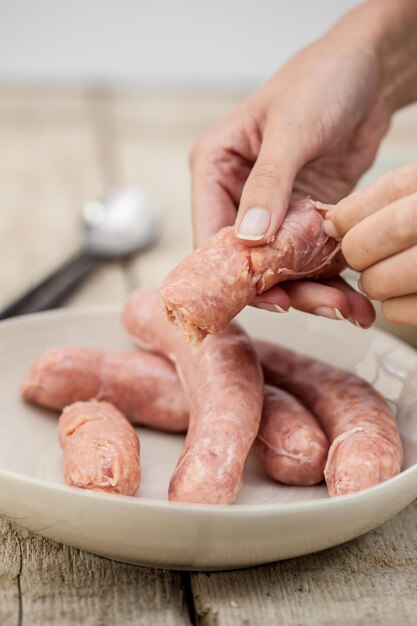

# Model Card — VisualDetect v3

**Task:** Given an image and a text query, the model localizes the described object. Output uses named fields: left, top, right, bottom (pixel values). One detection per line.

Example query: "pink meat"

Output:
left=256, top=341, right=403, bottom=496
left=22, top=347, right=188, bottom=432
left=58, top=400, right=140, bottom=496
left=122, top=287, right=264, bottom=504
left=24, top=346, right=328, bottom=488
left=254, top=385, right=328, bottom=486
left=161, top=199, right=345, bottom=343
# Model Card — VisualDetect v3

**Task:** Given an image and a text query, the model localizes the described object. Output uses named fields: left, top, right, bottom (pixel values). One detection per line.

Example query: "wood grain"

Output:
left=0, top=518, right=20, bottom=626
left=0, top=89, right=105, bottom=308
left=191, top=499, right=417, bottom=626
left=0, top=87, right=194, bottom=626
left=0, top=517, right=189, bottom=626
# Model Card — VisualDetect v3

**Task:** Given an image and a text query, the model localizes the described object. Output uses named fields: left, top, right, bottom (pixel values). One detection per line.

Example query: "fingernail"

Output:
left=357, top=277, right=365, bottom=294
left=323, top=219, right=340, bottom=239
left=314, top=201, right=334, bottom=211
left=312, top=307, right=346, bottom=320
left=349, top=317, right=364, bottom=328
left=255, top=303, right=288, bottom=313
left=237, top=208, right=270, bottom=241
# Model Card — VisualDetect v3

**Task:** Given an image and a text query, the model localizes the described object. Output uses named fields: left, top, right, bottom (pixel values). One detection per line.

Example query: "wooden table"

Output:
left=1, top=88, right=417, bottom=625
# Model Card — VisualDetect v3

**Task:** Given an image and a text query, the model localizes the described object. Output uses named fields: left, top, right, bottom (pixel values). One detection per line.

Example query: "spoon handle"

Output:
left=0, top=251, right=98, bottom=319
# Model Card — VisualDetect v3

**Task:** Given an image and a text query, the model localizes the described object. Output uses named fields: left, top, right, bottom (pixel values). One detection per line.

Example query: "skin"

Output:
left=190, top=0, right=417, bottom=326
left=324, top=163, right=417, bottom=326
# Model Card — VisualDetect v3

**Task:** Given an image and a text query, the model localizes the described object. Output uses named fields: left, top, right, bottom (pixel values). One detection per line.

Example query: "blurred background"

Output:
left=0, top=0, right=416, bottom=342
left=0, top=0, right=362, bottom=88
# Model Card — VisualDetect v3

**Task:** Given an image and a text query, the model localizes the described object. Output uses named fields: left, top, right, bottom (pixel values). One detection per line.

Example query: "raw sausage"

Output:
left=256, top=341, right=403, bottom=495
left=23, top=331, right=400, bottom=495
left=122, top=287, right=264, bottom=504
left=254, top=385, right=328, bottom=486
left=23, top=346, right=327, bottom=488
left=22, top=347, right=188, bottom=432
left=161, top=199, right=345, bottom=343
left=58, top=400, right=140, bottom=496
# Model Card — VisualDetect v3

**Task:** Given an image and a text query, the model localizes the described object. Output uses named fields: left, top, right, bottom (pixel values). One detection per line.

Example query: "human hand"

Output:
left=189, top=1, right=417, bottom=327
left=190, top=36, right=389, bottom=247
left=323, top=163, right=417, bottom=326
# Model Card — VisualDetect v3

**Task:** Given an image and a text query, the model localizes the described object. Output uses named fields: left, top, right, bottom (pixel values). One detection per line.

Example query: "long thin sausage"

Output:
left=58, top=400, right=140, bottom=496
left=122, top=287, right=264, bottom=504
left=256, top=341, right=403, bottom=495
left=22, top=347, right=188, bottom=432
left=254, top=385, right=328, bottom=486
left=161, top=199, right=345, bottom=344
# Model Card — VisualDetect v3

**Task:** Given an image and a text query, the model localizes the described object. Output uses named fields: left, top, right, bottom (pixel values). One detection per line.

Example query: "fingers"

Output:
left=341, top=192, right=417, bottom=271
left=323, top=277, right=376, bottom=328
left=252, top=285, right=291, bottom=313
left=253, top=277, right=375, bottom=328
left=190, top=114, right=258, bottom=246
left=234, top=119, right=306, bottom=246
left=323, top=170, right=417, bottom=328
left=190, top=138, right=244, bottom=246
left=359, top=244, right=417, bottom=301
left=282, top=279, right=352, bottom=320
left=324, top=162, right=417, bottom=238
left=283, top=276, right=375, bottom=327
left=382, top=294, right=417, bottom=326
left=191, top=176, right=237, bottom=247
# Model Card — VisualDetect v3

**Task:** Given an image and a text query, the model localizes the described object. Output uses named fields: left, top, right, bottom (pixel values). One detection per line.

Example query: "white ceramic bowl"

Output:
left=0, top=306, right=416, bottom=571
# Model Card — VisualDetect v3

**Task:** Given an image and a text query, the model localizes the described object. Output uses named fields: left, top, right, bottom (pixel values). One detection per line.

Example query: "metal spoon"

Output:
left=0, top=187, right=160, bottom=319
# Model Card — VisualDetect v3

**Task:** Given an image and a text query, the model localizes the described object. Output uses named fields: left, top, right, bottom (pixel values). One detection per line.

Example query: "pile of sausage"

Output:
left=21, top=286, right=403, bottom=503
left=20, top=199, right=403, bottom=502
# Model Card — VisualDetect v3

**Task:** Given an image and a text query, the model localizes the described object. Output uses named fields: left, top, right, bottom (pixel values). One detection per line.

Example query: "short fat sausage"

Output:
left=161, top=199, right=345, bottom=344
left=254, top=385, right=328, bottom=486
left=256, top=341, right=403, bottom=496
left=58, top=400, right=140, bottom=496
left=122, top=287, right=264, bottom=504
left=22, top=347, right=188, bottom=432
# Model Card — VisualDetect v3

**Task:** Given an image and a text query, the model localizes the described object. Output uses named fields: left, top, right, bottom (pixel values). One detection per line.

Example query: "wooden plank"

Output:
left=0, top=88, right=128, bottom=310
left=0, top=517, right=20, bottom=626
left=0, top=515, right=189, bottom=626
left=18, top=528, right=189, bottom=626
left=0, top=88, right=189, bottom=625
left=190, top=499, right=417, bottom=626
left=0, top=88, right=105, bottom=309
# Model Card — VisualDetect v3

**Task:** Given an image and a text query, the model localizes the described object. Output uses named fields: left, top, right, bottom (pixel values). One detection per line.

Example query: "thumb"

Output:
left=234, top=120, right=306, bottom=246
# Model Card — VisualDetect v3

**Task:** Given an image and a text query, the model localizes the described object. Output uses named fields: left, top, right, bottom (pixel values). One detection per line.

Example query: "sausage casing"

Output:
left=58, top=400, right=140, bottom=496
left=256, top=341, right=403, bottom=495
left=122, top=288, right=264, bottom=504
left=22, top=347, right=188, bottom=432
left=161, top=199, right=344, bottom=343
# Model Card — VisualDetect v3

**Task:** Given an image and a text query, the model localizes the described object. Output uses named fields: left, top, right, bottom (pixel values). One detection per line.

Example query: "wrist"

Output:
left=332, top=0, right=417, bottom=113
left=375, top=0, right=417, bottom=111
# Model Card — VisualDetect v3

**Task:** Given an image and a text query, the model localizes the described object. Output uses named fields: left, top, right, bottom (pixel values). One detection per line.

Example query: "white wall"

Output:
left=0, top=0, right=362, bottom=88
